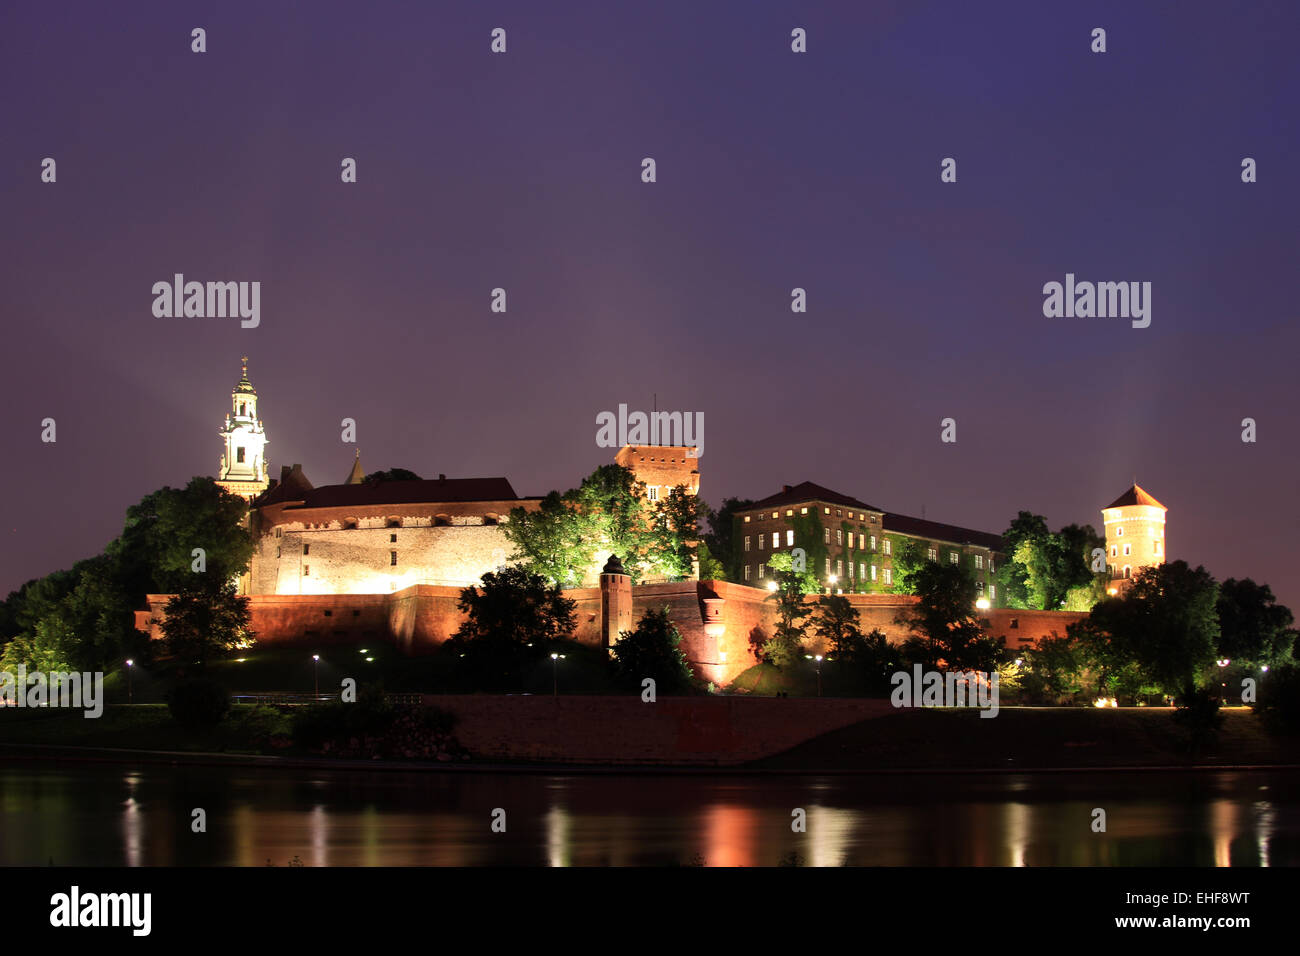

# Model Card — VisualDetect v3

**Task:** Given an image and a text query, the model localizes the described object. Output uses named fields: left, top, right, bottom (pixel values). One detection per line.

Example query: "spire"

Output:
left=345, top=449, right=365, bottom=485
left=236, top=355, right=255, bottom=393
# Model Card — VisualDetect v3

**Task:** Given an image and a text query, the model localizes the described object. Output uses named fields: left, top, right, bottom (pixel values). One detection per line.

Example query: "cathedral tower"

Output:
left=216, top=357, right=270, bottom=500
left=1101, top=483, right=1166, bottom=592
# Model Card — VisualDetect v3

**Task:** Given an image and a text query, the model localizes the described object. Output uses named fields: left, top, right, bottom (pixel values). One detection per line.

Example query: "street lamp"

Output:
left=828, top=573, right=837, bottom=595
left=550, top=652, right=566, bottom=696
left=975, top=597, right=991, bottom=610
left=125, top=659, right=134, bottom=704
left=813, top=654, right=824, bottom=697
left=312, top=654, right=320, bottom=697
left=767, top=580, right=778, bottom=592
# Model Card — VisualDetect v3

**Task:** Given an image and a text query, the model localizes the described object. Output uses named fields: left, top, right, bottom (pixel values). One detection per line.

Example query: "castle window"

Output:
left=1116, top=527, right=1124, bottom=536
left=1010, top=618, right=1019, bottom=629
left=870, top=565, right=876, bottom=581
left=1123, top=565, right=1132, bottom=578
left=236, top=447, right=245, bottom=463
left=785, top=530, right=793, bottom=547
left=771, top=532, right=779, bottom=549
left=870, top=535, right=877, bottom=551
left=303, top=565, right=310, bottom=576
left=323, top=609, right=332, bottom=617
left=276, top=547, right=281, bottom=558
left=434, top=515, right=451, bottom=527
left=343, top=518, right=358, bottom=529
left=390, top=533, right=397, bottom=543
left=387, top=517, right=401, bottom=528
left=744, top=536, right=751, bottom=552
left=758, top=563, right=765, bottom=579
left=949, top=552, right=958, bottom=565
left=484, top=514, right=499, bottom=525
left=758, top=534, right=765, bottom=551
left=824, top=528, right=830, bottom=544
left=303, top=544, right=310, bottom=555
left=975, top=555, right=984, bottom=569
left=744, top=565, right=751, bottom=581
left=928, top=548, right=938, bottom=561
left=647, top=487, right=659, bottom=502
left=883, top=539, right=891, bottom=555
left=390, top=551, right=398, bottom=566
left=883, top=568, right=892, bottom=585
left=275, top=527, right=282, bottom=538
left=1111, top=545, right=1117, bottom=557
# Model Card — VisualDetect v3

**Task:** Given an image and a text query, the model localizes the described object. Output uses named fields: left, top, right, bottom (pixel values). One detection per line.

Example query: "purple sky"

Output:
left=3, top=1, right=1297, bottom=610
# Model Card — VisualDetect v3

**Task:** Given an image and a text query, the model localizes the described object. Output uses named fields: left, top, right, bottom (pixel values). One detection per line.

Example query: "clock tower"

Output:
left=216, top=357, right=270, bottom=500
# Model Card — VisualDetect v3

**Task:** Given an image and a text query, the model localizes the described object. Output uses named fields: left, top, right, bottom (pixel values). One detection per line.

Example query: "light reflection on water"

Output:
left=1, top=765, right=1297, bottom=867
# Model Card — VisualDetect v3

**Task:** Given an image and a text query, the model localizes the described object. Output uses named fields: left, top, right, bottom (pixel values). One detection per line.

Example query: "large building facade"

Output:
left=733, top=482, right=1005, bottom=603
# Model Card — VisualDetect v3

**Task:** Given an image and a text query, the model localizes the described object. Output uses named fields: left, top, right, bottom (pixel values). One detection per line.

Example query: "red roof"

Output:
left=1104, top=484, right=1166, bottom=510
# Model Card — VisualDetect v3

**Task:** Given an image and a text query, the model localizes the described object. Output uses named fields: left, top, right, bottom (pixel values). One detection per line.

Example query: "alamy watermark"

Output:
left=595, top=404, right=703, bottom=457
left=1042, top=273, right=1150, bottom=328
left=151, top=274, right=260, bottom=328
left=890, top=665, right=999, bottom=718
left=0, top=666, right=104, bottom=718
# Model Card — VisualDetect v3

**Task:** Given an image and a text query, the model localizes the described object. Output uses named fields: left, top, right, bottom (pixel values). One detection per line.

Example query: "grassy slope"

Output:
left=750, top=706, right=1298, bottom=770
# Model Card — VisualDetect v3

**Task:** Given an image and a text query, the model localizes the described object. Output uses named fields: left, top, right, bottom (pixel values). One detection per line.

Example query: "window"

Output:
left=1123, top=565, right=1132, bottom=579
left=989, top=585, right=996, bottom=600
left=928, top=548, right=938, bottom=561
left=239, top=403, right=246, bottom=416
left=390, top=533, right=397, bottom=543
left=883, top=539, right=891, bottom=555
left=1116, top=527, right=1124, bottom=537
left=771, top=532, right=779, bottom=549
left=836, top=510, right=842, bottom=517
left=323, top=609, right=332, bottom=617
left=1010, top=618, right=1019, bottom=629
left=744, top=516, right=751, bottom=523
left=759, top=534, right=765, bottom=550
left=1111, top=545, right=1117, bottom=557
left=786, top=529, right=794, bottom=547
left=847, top=532, right=854, bottom=548
left=989, top=561, right=994, bottom=573
left=758, top=564, right=765, bottom=579
left=859, top=563, right=866, bottom=579
left=824, top=507, right=830, bottom=515
left=647, top=486, right=659, bottom=501
left=848, top=562, right=854, bottom=578
left=976, top=580, right=984, bottom=593
left=800, top=507, right=807, bottom=515
left=303, top=565, right=309, bottom=576
left=303, top=544, right=310, bottom=555
left=949, top=552, right=958, bottom=565
left=836, top=530, right=843, bottom=545
left=1123, top=543, right=1131, bottom=556
left=275, top=527, right=282, bottom=538
left=390, top=551, right=398, bottom=566
left=883, top=568, right=892, bottom=585
left=870, top=535, right=877, bottom=550
left=825, top=558, right=831, bottom=575
left=870, top=565, right=877, bottom=581
left=236, top=447, right=245, bottom=463
left=744, top=535, right=751, bottom=552
left=744, top=565, right=751, bottom=581
left=836, top=559, right=843, bottom=577
left=275, top=546, right=281, bottom=558
left=824, top=528, right=830, bottom=543
left=975, top=555, right=984, bottom=569
left=786, top=509, right=793, bottom=517
left=1154, top=541, right=1161, bottom=555
left=772, top=512, right=778, bottom=519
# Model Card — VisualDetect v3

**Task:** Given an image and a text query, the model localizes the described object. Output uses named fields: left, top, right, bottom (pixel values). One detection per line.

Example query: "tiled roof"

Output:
left=288, top=476, right=521, bottom=510
left=882, top=512, right=1005, bottom=552
left=747, top=481, right=882, bottom=513
left=1104, top=484, right=1166, bottom=510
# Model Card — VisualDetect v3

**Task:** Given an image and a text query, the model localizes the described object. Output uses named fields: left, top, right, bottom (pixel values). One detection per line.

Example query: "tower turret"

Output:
left=216, top=356, right=270, bottom=500
left=1101, top=483, right=1166, bottom=593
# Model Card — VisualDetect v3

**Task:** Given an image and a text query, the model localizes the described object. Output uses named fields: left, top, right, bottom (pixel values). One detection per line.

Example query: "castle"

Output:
left=135, top=362, right=1164, bottom=684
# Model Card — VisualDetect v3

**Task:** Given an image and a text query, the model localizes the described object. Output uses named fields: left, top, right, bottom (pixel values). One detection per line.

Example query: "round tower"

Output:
left=1101, top=483, right=1166, bottom=593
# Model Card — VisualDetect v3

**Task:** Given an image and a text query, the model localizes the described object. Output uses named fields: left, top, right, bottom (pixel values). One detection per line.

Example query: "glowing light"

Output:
left=125, top=659, right=134, bottom=667
left=975, top=598, right=990, bottom=610
left=1107, top=587, right=1118, bottom=596
left=767, top=581, right=778, bottom=591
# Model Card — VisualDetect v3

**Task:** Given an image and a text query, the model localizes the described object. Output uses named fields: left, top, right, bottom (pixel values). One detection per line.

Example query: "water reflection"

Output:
left=0, top=765, right=1294, bottom=867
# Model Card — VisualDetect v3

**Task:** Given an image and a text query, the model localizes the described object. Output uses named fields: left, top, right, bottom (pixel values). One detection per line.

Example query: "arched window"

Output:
left=484, top=513, right=499, bottom=526
left=1123, top=565, right=1132, bottom=579
left=342, top=518, right=359, bottom=530
left=386, top=516, right=402, bottom=528
left=434, top=514, right=451, bottom=527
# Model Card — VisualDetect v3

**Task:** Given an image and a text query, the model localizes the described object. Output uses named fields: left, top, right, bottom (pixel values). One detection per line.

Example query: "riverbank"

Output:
left=1, top=700, right=1295, bottom=771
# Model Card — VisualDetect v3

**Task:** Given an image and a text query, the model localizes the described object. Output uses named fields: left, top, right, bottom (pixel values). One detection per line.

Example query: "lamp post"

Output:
left=312, top=654, right=320, bottom=698
left=550, top=652, right=566, bottom=697
left=125, top=659, right=134, bottom=704
left=828, top=573, right=837, bottom=596
left=813, top=654, right=823, bottom=697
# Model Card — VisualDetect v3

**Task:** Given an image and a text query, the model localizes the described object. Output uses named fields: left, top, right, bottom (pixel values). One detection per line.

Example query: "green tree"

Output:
left=1020, top=633, right=1085, bottom=703
left=364, top=468, right=421, bottom=482
left=161, top=579, right=254, bottom=671
left=447, top=566, right=577, bottom=691
left=889, top=537, right=927, bottom=594
left=1215, top=578, right=1296, bottom=669
left=645, top=485, right=710, bottom=581
left=504, top=491, right=593, bottom=587
left=997, top=512, right=1049, bottom=608
left=707, top=497, right=754, bottom=581
left=811, top=595, right=864, bottom=658
left=696, top=540, right=726, bottom=581
left=611, top=607, right=695, bottom=694
left=900, top=562, right=997, bottom=670
left=761, top=551, right=812, bottom=667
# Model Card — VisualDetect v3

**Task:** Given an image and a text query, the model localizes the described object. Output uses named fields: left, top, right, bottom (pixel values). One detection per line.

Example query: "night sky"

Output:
left=2, top=1, right=1297, bottom=609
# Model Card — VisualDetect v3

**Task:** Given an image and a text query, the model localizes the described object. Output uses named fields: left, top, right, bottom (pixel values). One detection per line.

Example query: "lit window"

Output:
left=772, top=512, right=778, bottom=519
left=744, top=536, right=751, bottom=552
left=836, top=530, right=843, bottom=545
left=744, top=516, right=751, bottom=523
left=744, top=565, right=751, bottom=581
left=949, top=552, right=958, bottom=565
left=825, top=558, right=831, bottom=574
left=824, top=528, right=830, bottom=543
left=989, top=585, right=996, bottom=599
left=976, top=580, right=984, bottom=593
left=859, top=563, right=865, bottom=579
left=1123, top=544, right=1131, bottom=556
left=786, top=529, right=794, bottom=547
left=883, top=568, right=892, bottom=585
left=883, top=539, right=891, bottom=555
left=836, top=559, right=842, bottom=576
left=800, top=507, right=807, bottom=515
left=771, top=532, right=779, bottom=549
left=848, top=532, right=854, bottom=548
left=870, top=565, right=876, bottom=581
left=975, top=555, right=983, bottom=569
left=786, top=510, right=793, bottom=517
left=870, top=535, right=877, bottom=550
left=759, top=564, right=765, bottom=578
left=928, top=548, right=937, bottom=561
left=824, top=507, right=830, bottom=515
left=759, top=534, right=765, bottom=550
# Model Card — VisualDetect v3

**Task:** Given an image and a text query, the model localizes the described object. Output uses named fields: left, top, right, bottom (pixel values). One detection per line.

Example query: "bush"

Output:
left=168, top=677, right=231, bottom=729
left=1254, top=662, right=1300, bottom=734
left=232, top=704, right=291, bottom=744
